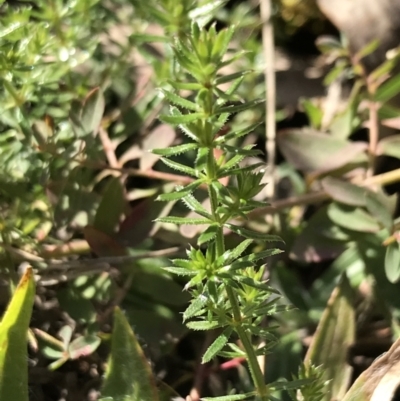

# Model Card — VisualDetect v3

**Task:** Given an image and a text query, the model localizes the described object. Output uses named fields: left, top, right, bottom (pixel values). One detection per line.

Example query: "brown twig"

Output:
left=98, top=127, right=120, bottom=169
left=250, top=167, right=400, bottom=217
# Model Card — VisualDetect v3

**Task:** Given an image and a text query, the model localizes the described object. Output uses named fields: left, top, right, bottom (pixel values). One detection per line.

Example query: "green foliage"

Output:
left=0, top=268, right=35, bottom=401
left=101, top=308, right=159, bottom=401
left=2, top=0, right=400, bottom=400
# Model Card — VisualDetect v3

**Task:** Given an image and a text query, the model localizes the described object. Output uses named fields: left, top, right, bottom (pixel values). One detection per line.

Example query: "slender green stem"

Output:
left=205, top=137, right=268, bottom=400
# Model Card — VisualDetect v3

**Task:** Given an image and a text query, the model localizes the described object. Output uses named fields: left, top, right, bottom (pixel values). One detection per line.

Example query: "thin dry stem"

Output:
left=260, top=0, right=276, bottom=199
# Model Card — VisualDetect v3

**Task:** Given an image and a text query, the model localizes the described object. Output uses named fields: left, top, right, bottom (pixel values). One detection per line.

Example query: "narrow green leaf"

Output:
left=384, top=242, right=400, bottom=283
left=375, top=72, right=400, bottom=103
left=198, top=225, right=218, bottom=245
left=152, top=143, right=198, bottom=156
left=157, top=180, right=203, bottom=202
left=94, top=177, right=126, bottom=235
left=215, top=70, right=252, bottom=85
left=376, top=134, right=400, bottom=159
left=81, top=87, right=105, bottom=134
left=183, top=294, right=208, bottom=321
left=0, top=268, right=35, bottom=401
left=217, top=98, right=265, bottom=114
left=162, top=266, right=196, bottom=276
left=157, top=188, right=193, bottom=202
left=160, top=157, right=198, bottom=177
left=239, top=248, right=284, bottom=263
left=201, top=393, right=255, bottom=401
left=221, top=239, right=253, bottom=264
left=202, top=327, right=233, bottom=363
left=304, top=275, right=355, bottom=401
left=160, top=112, right=204, bottom=125
left=156, top=216, right=211, bottom=225
left=101, top=308, right=159, bottom=401
left=160, top=90, right=198, bottom=111
left=181, top=193, right=212, bottom=219
left=225, top=224, right=284, bottom=243
left=236, top=277, right=277, bottom=293
left=215, top=123, right=261, bottom=144
left=186, top=321, right=222, bottom=330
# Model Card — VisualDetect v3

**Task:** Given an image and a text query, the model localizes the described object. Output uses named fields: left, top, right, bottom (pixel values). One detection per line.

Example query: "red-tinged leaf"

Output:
left=83, top=225, right=127, bottom=257
left=94, top=177, right=126, bottom=235
left=140, top=124, right=176, bottom=171
left=381, top=117, right=400, bottom=129
left=68, top=335, right=101, bottom=360
left=277, top=129, right=367, bottom=173
left=291, top=207, right=347, bottom=263
left=118, top=194, right=175, bottom=247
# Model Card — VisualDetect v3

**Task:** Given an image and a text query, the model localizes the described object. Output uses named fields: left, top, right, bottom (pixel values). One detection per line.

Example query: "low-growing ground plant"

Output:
left=1, top=0, right=400, bottom=401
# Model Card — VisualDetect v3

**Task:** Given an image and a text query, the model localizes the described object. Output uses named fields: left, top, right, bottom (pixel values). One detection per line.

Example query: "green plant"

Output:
left=151, top=22, right=306, bottom=400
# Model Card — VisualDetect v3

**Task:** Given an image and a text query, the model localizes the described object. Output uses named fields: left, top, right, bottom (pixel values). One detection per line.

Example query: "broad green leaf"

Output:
left=0, top=268, right=35, bottom=401
left=376, top=134, right=400, bottom=159
left=94, top=177, right=126, bottom=235
left=101, top=308, right=159, bottom=401
left=81, top=87, right=105, bottom=134
left=327, top=203, right=381, bottom=233
left=384, top=242, right=400, bottom=283
left=304, top=275, right=355, bottom=401
left=202, top=328, right=233, bottom=363
left=365, top=192, right=393, bottom=231
left=321, top=177, right=366, bottom=207
left=342, top=335, right=400, bottom=401
left=277, top=129, right=367, bottom=173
